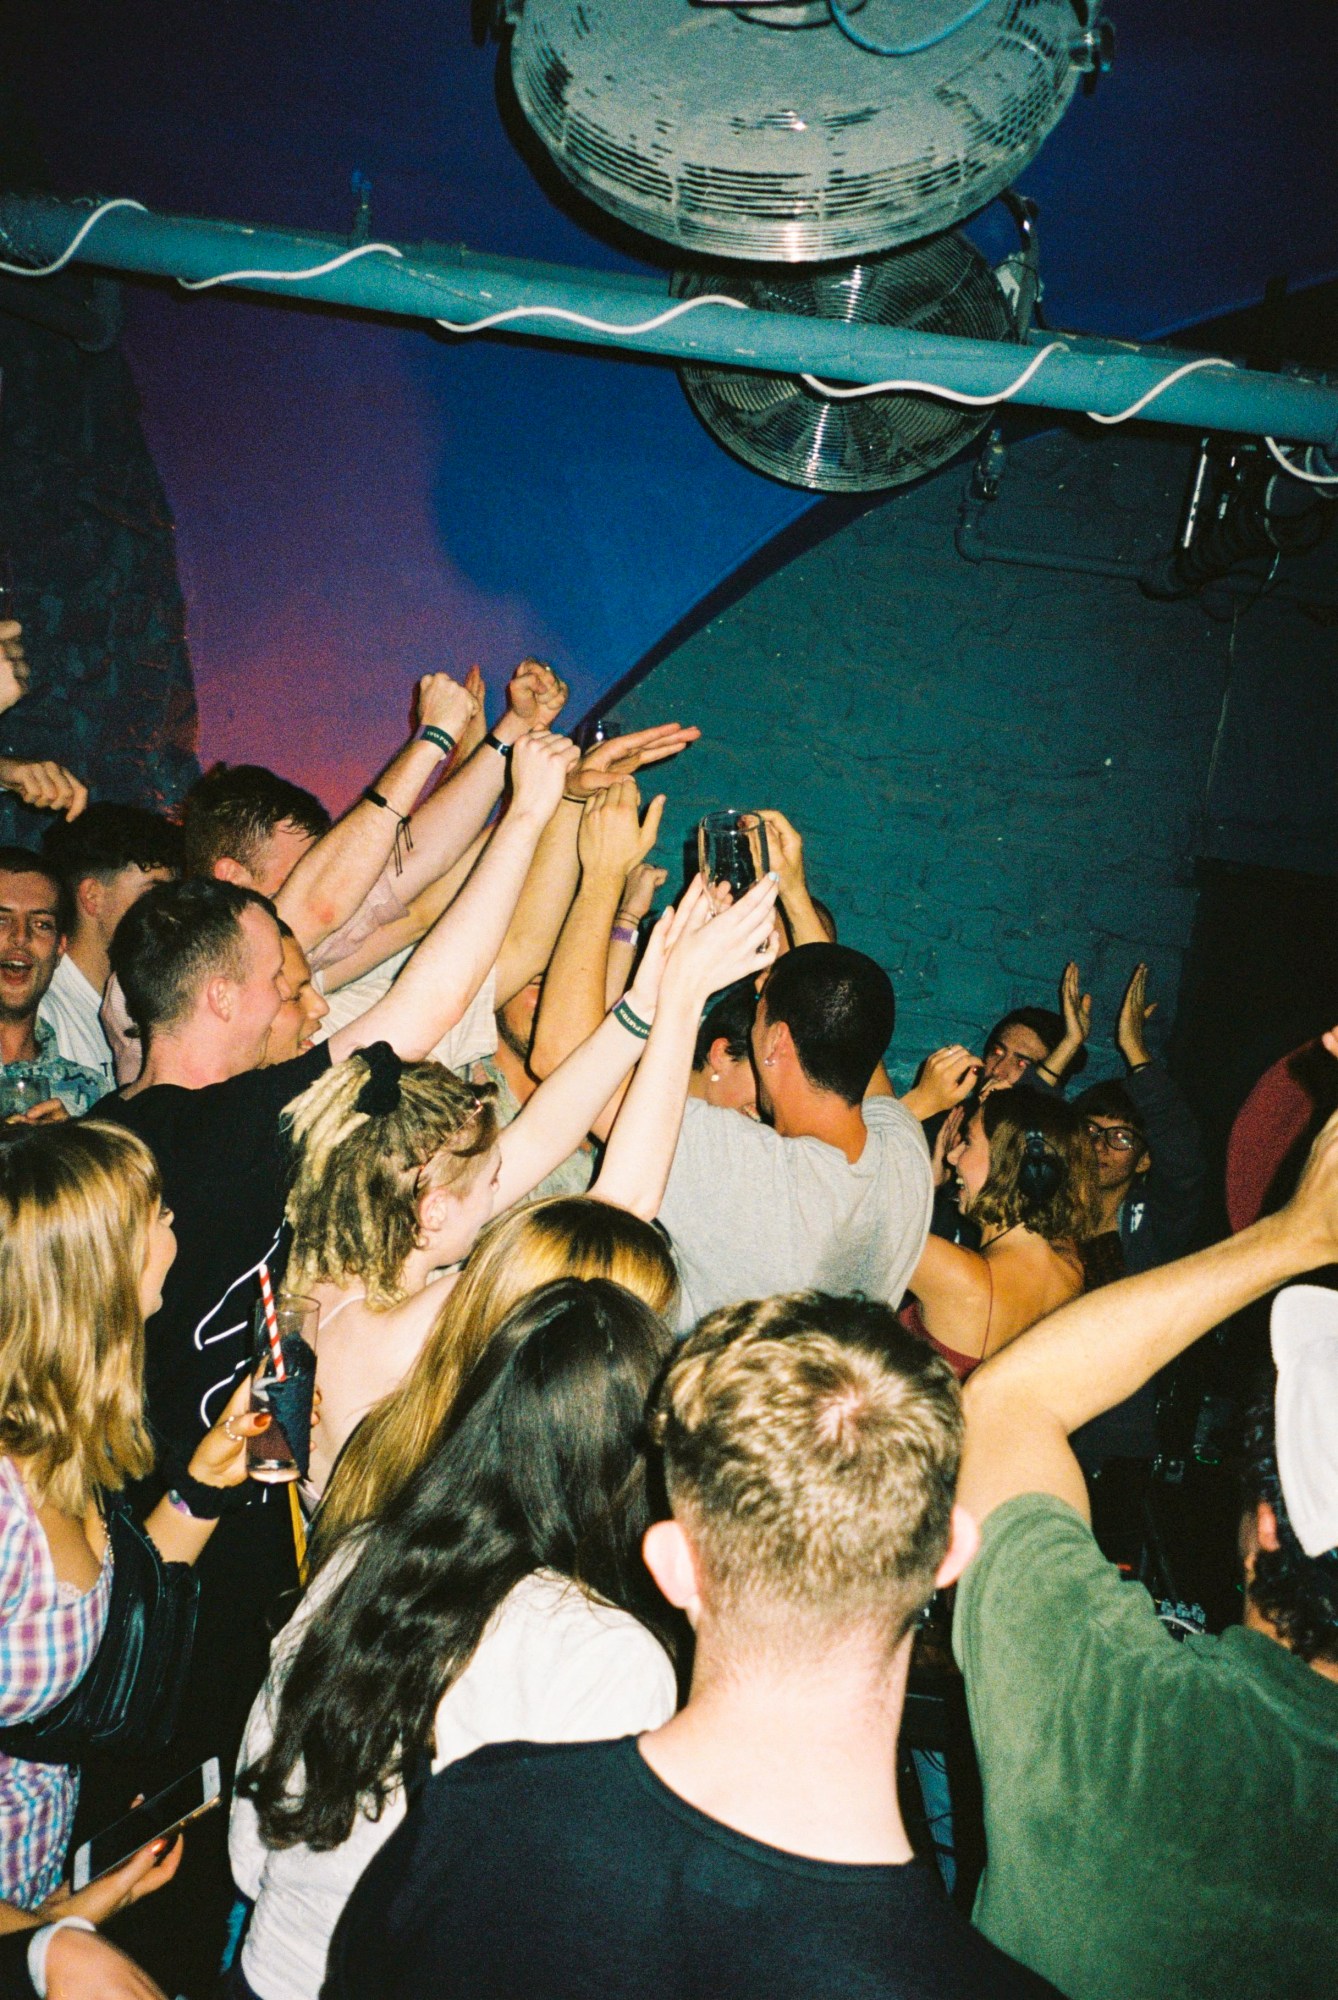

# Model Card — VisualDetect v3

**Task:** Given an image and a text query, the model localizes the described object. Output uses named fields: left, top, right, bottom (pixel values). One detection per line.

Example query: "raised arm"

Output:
left=1032, top=960, right=1092, bottom=1089
left=594, top=874, right=781, bottom=1218
left=277, top=671, right=481, bottom=951
left=959, top=1104, right=1338, bottom=1529
left=529, top=779, right=664, bottom=1079
left=758, top=810, right=829, bottom=948
left=328, top=732, right=576, bottom=1063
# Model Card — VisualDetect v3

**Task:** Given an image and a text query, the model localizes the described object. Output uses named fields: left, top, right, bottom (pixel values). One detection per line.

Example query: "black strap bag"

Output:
left=0, top=1497, right=199, bottom=1762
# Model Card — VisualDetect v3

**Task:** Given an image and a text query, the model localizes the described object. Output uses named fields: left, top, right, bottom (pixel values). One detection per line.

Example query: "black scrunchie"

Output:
left=1018, top=1127, right=1062, bottom=1206
left=356, top=1041, right=403, bottom=1116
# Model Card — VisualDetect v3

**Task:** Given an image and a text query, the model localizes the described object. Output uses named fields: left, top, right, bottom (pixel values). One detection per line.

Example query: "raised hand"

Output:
left=1117, top=961, right=1158, bottom=1067
left=186, top=1372, right=268, bottom=1492
left=619, top=861, right=669, bottom=923
left=757, top=809, right=806, bottom=902
left=1282, top=1105, right=1338, bottom=1266
left=413, top=670, right=480, bottom=746
left=0, top=620, right=30, bottom=715
left=567, top=721, right=701, bottom=801
left=0, top=757, right=88, bottom=820
left=456, top=665, right=489, bottom=761
left=1060, top=960, right=1092, bottom=1047
left=505, top=658, right=569, bottom=732
left=577, top=778, right=665, bottom=886
left=658, top=871, right=780, bottom=1014
left=902, top=1045, right=982, bottom=1123
left=509, top=729, right=579, bottom=824
left=931, top=1103, right=965, bottom=1188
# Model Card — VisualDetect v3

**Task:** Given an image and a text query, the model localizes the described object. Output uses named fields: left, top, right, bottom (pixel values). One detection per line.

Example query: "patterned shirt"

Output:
left=0, top=1458, right=113, bottom=1907
left=0, top=1016, right=108, bottom=1119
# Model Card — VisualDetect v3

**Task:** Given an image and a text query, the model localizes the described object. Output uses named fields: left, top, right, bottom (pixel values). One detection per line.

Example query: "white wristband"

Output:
left=28, top=1917, right=97, bottom=1998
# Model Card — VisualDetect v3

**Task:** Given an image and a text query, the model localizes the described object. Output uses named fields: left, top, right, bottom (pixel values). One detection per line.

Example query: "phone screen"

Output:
left=72, top=1758, right=222, bottom=1889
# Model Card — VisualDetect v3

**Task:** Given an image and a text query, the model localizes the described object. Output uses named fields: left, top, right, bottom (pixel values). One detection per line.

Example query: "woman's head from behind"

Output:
left=246, top=1276, right=675, bottom=1852
left=0, top=1120, right=165, bottom=1510
left=947, top=1087, right=1097, bottom=1245
left=316, top=1195, right=678, bottom=1544
left=282, top=1044, right=499, bottom=1304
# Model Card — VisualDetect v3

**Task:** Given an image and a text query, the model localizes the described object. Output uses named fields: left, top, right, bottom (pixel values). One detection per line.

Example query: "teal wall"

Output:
left=615, top=427, right=1337, bottom=1088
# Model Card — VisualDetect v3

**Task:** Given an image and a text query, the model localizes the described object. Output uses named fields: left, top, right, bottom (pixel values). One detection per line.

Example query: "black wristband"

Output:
left=483, top=730, right=512, bottom=761
left=419, top=725, right=456, bottom=756
left=160, top=1460, right=250, bottom=1519
left=363, top=785, right=393, bottom=812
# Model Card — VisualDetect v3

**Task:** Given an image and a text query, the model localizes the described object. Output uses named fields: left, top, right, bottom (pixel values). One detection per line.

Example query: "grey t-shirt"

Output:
left=658, top=1097, right=933, bottom=1330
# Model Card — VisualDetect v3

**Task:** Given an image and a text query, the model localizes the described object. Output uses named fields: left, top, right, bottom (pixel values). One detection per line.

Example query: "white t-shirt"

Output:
left=657, top=1095, right=933, bottom=1330
left=36, top=954, right=114, bottom=1092
left=315, top=955, right=499, bottom=1072
left=230, top=1564, right=676, bottom=2000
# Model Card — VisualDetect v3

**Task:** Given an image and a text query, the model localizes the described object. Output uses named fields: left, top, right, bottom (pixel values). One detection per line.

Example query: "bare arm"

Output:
left=594, top=875, right=781, bottom=1218
left=758, top=809, right=829, bottom=948
left=277, top=672, right=479, bottom=951
left=909, top=1232, right=992, bottom=1354
left=530, top=781, right=665, bottom=1080
left=959, top=1107, right=1338, bottom=1529
left=328, top=734, right=576, bottom=1063
left=317, top=832, right=489, bottom=990
left=604, top=862, right=665, bottom=1009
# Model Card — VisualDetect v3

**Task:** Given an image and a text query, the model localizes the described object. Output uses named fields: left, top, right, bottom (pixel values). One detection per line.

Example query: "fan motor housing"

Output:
left=510, top=0, right=1095, bottom=263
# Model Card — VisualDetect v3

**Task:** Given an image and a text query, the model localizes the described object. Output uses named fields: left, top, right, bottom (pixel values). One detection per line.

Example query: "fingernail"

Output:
left=152, top=1839, right=168, bottom=1857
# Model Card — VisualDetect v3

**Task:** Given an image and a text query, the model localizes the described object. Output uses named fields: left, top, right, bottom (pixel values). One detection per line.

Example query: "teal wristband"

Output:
left=420, top=725, right=457, bottom=756
left=613, top=999, right=652, bottom=1041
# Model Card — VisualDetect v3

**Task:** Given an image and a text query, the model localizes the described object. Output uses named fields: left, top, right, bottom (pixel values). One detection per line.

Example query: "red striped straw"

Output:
left=258, top=1262, right=287, bottom=1379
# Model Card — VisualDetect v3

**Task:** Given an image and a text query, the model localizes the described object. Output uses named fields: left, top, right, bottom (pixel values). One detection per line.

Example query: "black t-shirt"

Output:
left=325, top=1737, right=1063, bottom=2000
left=100, top=1044, right=330, bottom=1457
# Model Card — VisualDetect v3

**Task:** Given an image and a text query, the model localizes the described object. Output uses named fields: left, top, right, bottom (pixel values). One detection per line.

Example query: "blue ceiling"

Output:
left=9, top=1, right=1337, bottom=802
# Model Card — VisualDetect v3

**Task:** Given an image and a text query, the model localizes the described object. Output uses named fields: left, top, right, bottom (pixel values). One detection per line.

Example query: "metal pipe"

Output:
left=2, top=194, right=1337, bottom=450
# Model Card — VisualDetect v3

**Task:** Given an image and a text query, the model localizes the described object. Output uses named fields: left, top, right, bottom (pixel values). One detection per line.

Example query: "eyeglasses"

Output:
left=1083, top=1119, right=1142, bottom=1153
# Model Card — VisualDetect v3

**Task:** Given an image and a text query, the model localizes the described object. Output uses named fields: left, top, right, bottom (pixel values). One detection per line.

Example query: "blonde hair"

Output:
left=282, top=1050, right=498, bottom=1306
left=315, top=1195, right=678, bottom=1551
left=0, top=1121, right=159, bottom=1513
left=654, top=1292, right=962, bottom=1641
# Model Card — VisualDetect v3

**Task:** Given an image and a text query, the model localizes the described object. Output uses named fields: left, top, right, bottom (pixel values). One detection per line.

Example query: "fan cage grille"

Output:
left=675, top=235, right=1015, bottom=493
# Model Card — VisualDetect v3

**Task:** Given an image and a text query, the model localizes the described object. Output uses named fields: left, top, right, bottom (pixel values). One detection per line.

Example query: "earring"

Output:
left=710, top=1072, right=720, bottom=1082
left=763, top=1056, right=775, bottom=1068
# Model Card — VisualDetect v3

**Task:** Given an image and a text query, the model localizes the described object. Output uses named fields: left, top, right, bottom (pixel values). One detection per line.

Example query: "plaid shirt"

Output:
left=0, top=1017, right=108, bottom=1120
left=0, top=1458, right=112, bottom=1908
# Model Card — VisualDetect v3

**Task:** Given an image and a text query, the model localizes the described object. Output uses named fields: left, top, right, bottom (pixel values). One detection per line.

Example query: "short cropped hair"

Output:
left=692, top=980, right=756, bottom=1073
left=654, top=1292, right=962, bottom=1641
left=42, top=803, right=184, bottom=892
left=110, top=877, right=274, bottom=1041
left=0, top=845, right=73, bottom=937
left=182, top=763, right=330, bottom=879
left=760, top=944, right=894, bottom=1105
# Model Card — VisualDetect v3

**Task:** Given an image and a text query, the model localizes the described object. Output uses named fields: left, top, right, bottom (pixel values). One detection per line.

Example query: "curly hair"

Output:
left=968, top=1087, right=1099, bottom=1247
left=1240, top=1393, right=1338, bottom=1666
left=282, top=1050, right=497, bottom=1306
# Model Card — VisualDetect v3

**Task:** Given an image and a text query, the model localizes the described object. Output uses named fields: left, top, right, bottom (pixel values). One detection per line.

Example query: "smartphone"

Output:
left=70, top=1757, right=222, bottom=1890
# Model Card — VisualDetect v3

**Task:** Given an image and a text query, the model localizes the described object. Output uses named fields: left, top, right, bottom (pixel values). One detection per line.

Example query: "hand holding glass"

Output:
left=697, top=810, right=770, bottom=914
left=248, top=1296, right=319, bottom=1484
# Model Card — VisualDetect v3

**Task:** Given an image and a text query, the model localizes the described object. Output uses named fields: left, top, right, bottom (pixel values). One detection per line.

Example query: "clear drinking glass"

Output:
left=247, top=1295, right=319, bottom=1485
left=0, top=1073, right=47, bottom=1121
left=697, top=810, right=770, bottom=912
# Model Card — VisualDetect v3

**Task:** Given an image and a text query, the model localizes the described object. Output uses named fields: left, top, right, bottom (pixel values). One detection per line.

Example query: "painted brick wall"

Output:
left=615, top=427, right=1334, bottom=1087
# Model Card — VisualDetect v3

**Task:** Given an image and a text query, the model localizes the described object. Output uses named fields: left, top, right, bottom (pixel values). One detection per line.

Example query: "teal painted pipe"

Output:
left=2, top=194, right=1336, bottom=451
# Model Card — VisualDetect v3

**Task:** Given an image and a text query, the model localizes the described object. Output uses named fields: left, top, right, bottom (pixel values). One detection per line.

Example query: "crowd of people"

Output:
left=0, top=610, right=1334, bottom=2000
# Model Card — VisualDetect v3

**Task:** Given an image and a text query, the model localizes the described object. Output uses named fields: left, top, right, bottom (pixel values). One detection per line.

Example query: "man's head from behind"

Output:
left=110, top=877, right=288, bottom=1075
left=0, top=848, right=70, bottom=1025
left=42, top=804, right=184, bottom=954
left=751, top=944, right=894, bottom=1115
left=182, top=764, right=331, bottom=897
left=646, top=1293, right=976, bottom=1667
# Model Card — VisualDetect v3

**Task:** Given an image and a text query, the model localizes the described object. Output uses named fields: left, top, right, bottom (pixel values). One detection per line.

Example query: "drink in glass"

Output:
left=697, top=810, right=770, bottom=913
left=248, top=1295, right=319, bottom=1485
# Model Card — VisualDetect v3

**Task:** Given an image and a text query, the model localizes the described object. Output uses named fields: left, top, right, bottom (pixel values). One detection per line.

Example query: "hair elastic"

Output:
left=357, top=1040, right=404, bottom=1115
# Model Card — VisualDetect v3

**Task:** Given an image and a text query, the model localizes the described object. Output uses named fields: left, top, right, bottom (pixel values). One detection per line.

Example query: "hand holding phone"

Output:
left=68, top=1759, right=221, bottom=1895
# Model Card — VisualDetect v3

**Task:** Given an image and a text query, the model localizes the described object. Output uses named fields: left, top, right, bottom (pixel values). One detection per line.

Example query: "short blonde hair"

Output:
left=315, top=1196, right=678, bottom=1552
left=0, top=1121, right=159, bottom=1513
left=282, top=1050, right=498, bottom=1306
left=654, top=1292, right=962, bottom=1640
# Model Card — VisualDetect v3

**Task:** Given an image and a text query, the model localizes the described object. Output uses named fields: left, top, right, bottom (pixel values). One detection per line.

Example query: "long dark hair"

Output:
left=238, top=1278, right=677, bottom=1851
left=967, top=1087, right=1098, bottom=1246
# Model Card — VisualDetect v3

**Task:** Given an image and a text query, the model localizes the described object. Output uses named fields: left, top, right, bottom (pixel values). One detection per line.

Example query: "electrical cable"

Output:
left=177, top=241, right=406, bottom=290
left=1263, top=436, right=1338, bottom=487
left=826, top=0, right=996, bottom=59
left=4, top=197, right=1337, bottom=484
left=0, top=196, right=148, bottom=276
left=433, top=294, right=750, bottom=336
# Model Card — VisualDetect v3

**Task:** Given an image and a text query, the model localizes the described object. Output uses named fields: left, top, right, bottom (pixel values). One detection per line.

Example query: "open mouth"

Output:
left=0, top=957, right=35, bottom=980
